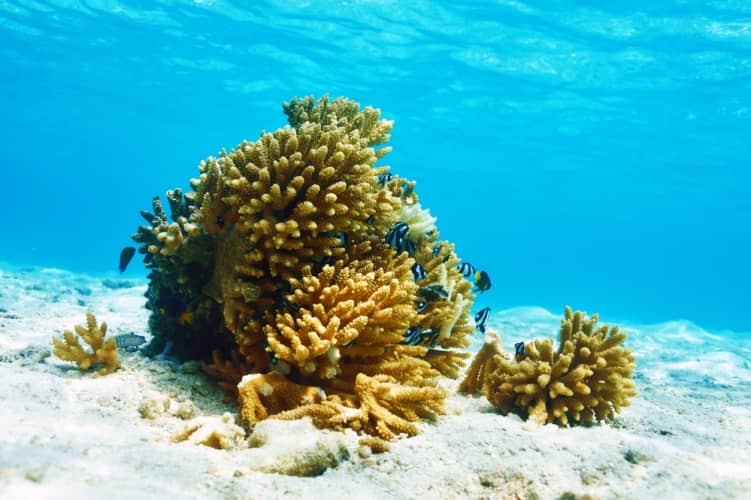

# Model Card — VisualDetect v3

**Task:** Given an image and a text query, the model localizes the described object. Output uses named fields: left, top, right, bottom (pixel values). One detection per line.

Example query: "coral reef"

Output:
left=132, top=95, right=476, bottom=440
left=52, top=312, right=120, bottom=376
left=459, top=307, right=636, bottom=426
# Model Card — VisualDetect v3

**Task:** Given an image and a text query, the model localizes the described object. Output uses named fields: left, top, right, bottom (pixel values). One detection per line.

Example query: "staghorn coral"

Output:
left=237, top=371, right=326, bottom=424
left=52, top=312, right=119, bottom=376
left=264, top=255, right=418, bottom=380
left=133, top=95, right=477, bottom=441
left=459, top=307, right=636, bottom=426
left=266, top=372, right=448, bottom=441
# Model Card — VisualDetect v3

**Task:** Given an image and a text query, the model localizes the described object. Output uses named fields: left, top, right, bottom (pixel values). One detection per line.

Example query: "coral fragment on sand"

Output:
left=460, top=306, right=636, bottom=426
left=172, top=413, right=247, bottom=449
left=52, top=312, right=120, bottom=376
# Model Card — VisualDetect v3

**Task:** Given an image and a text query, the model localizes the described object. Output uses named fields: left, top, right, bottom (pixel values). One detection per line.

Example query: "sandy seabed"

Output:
left=1, top=265, right=750, bottom=500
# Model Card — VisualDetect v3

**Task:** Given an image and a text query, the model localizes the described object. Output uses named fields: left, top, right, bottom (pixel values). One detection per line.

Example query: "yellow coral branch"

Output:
left=52, top=312, right=119, bottom=376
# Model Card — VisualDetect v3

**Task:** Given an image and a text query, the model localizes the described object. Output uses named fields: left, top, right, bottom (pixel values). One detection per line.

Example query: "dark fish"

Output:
left=474, top=307, right=490, bottom=333
left=216, top=215, right=225, bottom=228
left=416, top=300, right=427, bottom=313
left=376, top=172, right=393, bottom=185
left=457, top=262, right=476, bottom=277
left=119, top=246, right=136, bottom=273
left=385, top=222, right=409, bottom=251
left=404, top=326, right=423, bottom=345
left=403, top=326, right=440, bottom=346
left=411, top=262, right=426, bottom=281
left=114, top=332, right=146, bottom=352
left=432, top=245, right=442, bottom=257
left=473, top=270, right=491, bottom=293
left=156, top=297, right=193, bottom=325
left=365, top=215, right=375, bottom=225
left=416, top=284, right=449, bottom=302
left=339, top=232, right=348, bottom=246
left=402, top=239, right=416, bottom=254
left=280, top=299, right=300, bottom=312
left=514, top=341, right=525, bottom=357
left=140, top=210, right=155, bottom=224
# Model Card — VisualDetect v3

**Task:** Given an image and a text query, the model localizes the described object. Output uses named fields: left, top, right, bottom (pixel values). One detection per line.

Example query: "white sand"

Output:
left=1, top=264, right=750, bottom=499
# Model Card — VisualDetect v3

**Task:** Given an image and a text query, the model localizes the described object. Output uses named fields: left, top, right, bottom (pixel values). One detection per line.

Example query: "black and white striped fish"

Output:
left=385, top=222, right=410, bottom=251
left=411, top=262, right=426, bottom=281
left=403, top=326, right=423, bottom=345
left=403, top=326, right=440, bottom=346
left=416, top=284, right=449, bottom=302
left=416, top=299, right=427, bottom=313
left=514, top=341, right=525, bottom=357
left=432, top=245, right=442, bottom=257
left=474, top=307, right=490, bottom=333
left=457, top=261, right=476, bottom=277
left=376, top=172, right=394, bottom=185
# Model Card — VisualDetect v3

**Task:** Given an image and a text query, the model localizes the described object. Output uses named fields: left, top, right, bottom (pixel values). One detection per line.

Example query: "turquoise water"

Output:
left=1, top=1, right=749, bottom=331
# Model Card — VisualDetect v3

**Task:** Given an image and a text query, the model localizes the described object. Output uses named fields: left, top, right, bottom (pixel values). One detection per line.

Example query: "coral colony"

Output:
left=53, top=96, right=636, bottom=445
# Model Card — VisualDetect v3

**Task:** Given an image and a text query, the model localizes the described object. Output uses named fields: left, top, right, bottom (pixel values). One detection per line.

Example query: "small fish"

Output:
left=457, top=262, right=476, bottom=277
left=514, top=341, right=525, bottom=357
left=411, top=262, right=426, bottom=281
left=424, top=328, right=440, bottom=346
left=216, top=215, right=225, bottom=228
left=385, top=222, right=409, bottom=251
left=119, top=246, right=136, bottom=273
left=474, top=307, right=490, bottom=333
left=376, top=172, right=393, bottom=185
left=403, top=326, right=440, bottom=346
left=402, top=238, right=416, bottom=254
left=280, top=299, right=300, bottom=312
left=432, top=245, right=442, bottom=257
left=114, top=332, right=146, bottom=352
left=403, top=326, right=423, bottom=345
left=140, top=210, right=155, bottom=224
left=473, top=270, right=491, bottom=293
left=416, top=300, right=427, bottom=313
left=156, top=297, right=193, bottom=325
left=365, top=215, right=375, bottom=225
left=339, top=232, right=348, bottom=246
left=416, top=284, right=449, bottom=302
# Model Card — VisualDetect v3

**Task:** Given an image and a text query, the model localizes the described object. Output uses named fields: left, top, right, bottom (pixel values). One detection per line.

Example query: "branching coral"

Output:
left=264, top=373, right=448, bottom=441
left=459, top=307, right=636, bottom=426
left=133, top=95, right=477, bottom=441
left=52, top=312, right=120, bottom=376
left=264, top=255, right=418, bottom=380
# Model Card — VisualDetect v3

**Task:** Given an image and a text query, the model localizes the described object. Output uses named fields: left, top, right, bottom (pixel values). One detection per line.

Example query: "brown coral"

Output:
left=52, top=312, right=120, bottom=376
left=132, top=95, right=477, bottom=441
left=266, top=372, right=448, bottom=441
left=460, top=307, right=636, bottom=426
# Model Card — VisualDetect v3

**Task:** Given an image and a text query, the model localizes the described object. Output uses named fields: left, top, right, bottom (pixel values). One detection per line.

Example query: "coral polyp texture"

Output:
left=132, top=95, right=475, bottom=440
left=52, top=312, right=120, bottom=376
left=460, top=306, right=636, bottom=426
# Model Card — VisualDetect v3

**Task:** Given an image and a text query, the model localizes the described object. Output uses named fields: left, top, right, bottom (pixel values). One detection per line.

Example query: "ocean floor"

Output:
left=1, top=264, right=750, bottom=499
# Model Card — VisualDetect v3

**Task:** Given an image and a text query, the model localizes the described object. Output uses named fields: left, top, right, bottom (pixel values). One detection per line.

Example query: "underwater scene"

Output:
left=1, top=1, right=750, bottom=499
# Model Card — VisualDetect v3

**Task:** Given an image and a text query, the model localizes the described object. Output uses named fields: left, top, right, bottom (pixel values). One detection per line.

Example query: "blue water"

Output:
left=1, top=1, right=749, bottom=332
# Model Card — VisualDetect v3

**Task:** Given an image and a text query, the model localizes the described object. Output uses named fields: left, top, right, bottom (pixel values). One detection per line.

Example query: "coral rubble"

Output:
left=460, top=306, right=636, bottom=426
left=132, top=95, right=476, bottom=440
left=172, top=413, right=247, bottom=450
left=52, top=312, right=120, bottom=376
